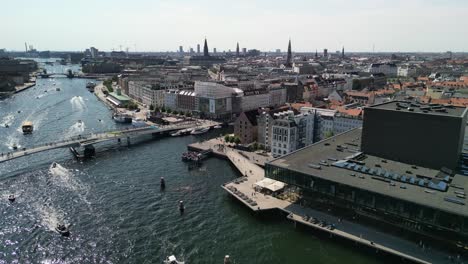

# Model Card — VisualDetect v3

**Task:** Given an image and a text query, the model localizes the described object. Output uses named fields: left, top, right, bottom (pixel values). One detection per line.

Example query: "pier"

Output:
left=189, top=139, right=458, bottom=264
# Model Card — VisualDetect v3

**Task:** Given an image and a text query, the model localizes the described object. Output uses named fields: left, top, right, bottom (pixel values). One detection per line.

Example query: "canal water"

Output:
left=0, top=60, right=382, bottom=263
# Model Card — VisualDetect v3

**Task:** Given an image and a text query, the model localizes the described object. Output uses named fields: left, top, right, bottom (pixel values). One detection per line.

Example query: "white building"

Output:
left=271, top=110, right=315, bottom=158
left=333, top=114, right=363, bottom=135
left=241, top=90, right=270, bottom=112
left=268, top=85, right=287, bottom=107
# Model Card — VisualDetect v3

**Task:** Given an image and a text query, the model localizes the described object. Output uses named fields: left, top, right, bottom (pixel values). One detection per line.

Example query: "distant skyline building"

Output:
left=213, top=48, right=216, bottom=54
left=323, top=48, right=328, bottom=58
left=315, top=49, right=318, bottom=58
left=286, top=39, right=292, bottom=67
left=189, top=47, right=194, bottom=53
left=203, top=38, right=209, bottom=56
left=179, top=46, right=184, bottom=53
left=242, top=48, right=247, bottom=55
left=197, top=44, right=200, bottom=54
left=236, top=42, right=240, bottom=57
left=342, top=46, right=345, bottom=58
left=276, top=49, right=281, bottom=54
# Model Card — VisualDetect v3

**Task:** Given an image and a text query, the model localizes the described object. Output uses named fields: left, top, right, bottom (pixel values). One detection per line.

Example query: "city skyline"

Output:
left=2, top=0, right=468, bottom=53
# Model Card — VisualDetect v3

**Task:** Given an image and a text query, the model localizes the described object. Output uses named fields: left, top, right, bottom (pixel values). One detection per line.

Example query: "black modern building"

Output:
left=362, top=101, right=467, bottom=170
left=265, top=101, right=468, bottom=247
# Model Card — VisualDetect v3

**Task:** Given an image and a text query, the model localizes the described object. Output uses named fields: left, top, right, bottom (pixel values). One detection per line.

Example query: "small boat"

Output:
left=55, top=224, right=70, bottom=237
left=17, top=110, right=21, bottom=113
left=190, top=127, right=210, bottom=135
left=214, top=125, right=222, bottom=129
left=179, top=200, right=185, bottom=213
left=8, top=194, right=15, bottom=202
left=22, top=121, right=33, bottom=134
left=77, top=120, right=83, bottom=126
left=164, top=255, right=185, bottom=264
left=12, top=143, right=18, bottom=150
left=56, top=87, right=61, bottom=91
left=4, top=124, right=9, bottom=128
left=86, top=82, right=96, bottom=92
left=160, top=177, right=166, bottom=189
left=51, top=162, right=57, bottom=169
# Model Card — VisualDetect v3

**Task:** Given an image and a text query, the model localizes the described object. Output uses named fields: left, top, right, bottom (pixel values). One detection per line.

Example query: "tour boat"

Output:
left=112, top=113, right=132, bottom=123
left=86, top=82, right=96, bottom=92
left=12, top=143, right=18, bottom=150
left=190, top=127, right=210, bottom=135
left=8, top=194, right=15, bottom=202
left=22, top=121, right=33, bottom=134
left=164, top=255, right=185, bottom=264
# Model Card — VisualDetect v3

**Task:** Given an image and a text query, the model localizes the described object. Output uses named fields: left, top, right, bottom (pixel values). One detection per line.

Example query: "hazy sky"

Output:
left=2, top=0, right=467, bottom=52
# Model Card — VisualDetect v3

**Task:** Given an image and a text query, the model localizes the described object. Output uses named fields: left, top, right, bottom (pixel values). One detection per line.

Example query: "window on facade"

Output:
left=283, top=150, right=287, bottom=154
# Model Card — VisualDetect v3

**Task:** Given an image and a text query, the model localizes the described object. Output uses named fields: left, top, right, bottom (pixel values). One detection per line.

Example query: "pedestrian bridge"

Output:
left=0, top=122, right=201, bottom=164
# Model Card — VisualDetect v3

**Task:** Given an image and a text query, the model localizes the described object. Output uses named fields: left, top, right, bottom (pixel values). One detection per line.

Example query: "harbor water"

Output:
left=0, top=60, right=382, bottom=263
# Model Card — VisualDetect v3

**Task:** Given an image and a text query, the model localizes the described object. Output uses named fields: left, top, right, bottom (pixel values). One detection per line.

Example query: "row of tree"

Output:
left=150, top=104, right=192, bottom=117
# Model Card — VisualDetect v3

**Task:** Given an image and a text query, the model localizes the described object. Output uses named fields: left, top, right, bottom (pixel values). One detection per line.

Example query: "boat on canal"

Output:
left=164, top=255, right=184, bottom=264
left=22, top=121, right=33, bottom=134
left=86, top=82, right=96, bottom=92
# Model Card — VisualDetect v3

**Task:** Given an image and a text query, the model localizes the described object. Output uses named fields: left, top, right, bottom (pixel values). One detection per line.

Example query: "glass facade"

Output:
left=265, top=163, right=468, bottom=242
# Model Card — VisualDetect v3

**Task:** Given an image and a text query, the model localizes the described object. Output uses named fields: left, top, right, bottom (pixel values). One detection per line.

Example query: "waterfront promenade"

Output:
left=190, top=140, right=459, bottom=264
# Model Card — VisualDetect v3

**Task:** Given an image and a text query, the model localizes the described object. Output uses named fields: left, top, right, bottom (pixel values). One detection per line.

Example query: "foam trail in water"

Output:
left=1, top=113, right=14, bottom=127
left=36, top=205, right=63, bottom=232
left=70, top=96, right=86, bottom=112
left=5, top=135, right=21, bottom=150
left=64, top=121, right=85, bottom=138
left=48, top=163, right=90, bottom=207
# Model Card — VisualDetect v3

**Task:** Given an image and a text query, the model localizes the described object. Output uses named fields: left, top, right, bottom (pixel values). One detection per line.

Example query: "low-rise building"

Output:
left=234, top=110, right=258, bottom=144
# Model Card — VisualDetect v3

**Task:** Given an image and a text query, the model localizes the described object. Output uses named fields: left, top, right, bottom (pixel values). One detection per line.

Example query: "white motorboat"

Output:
left=214, top=125, right=222, bottom=129
left=190, top=127, right=210, bottom=135
left=171, top=130, right=182, bottom=137
left=164, top=255, right=185, bottom=264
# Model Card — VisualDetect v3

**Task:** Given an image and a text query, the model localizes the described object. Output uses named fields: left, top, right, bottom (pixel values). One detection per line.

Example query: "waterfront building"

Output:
left=361, top=101, right=467, bottom=170
left=234, top=110, right=258, bottom=144
left=241, top=89, right=270, bottom=112
left=194, top=81, right=242, bottom=120
left=266, top=101, right=468, bottom=247
left=107, top=89, right=131, bottom=107
left=176, top=90, right=197, bottom=112
left=164, top=89, right=178, bottom=110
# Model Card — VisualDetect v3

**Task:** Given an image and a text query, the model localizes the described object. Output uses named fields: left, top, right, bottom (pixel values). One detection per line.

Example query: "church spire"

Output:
left=342, top=46, right=345, bottom=58
left=203, top=38, right=209, bottom=56
left=315, top=49, right=318, bottom=58
left=286, top=38, right=292, bottom=67
left=236, top=42, right=240, bottom=57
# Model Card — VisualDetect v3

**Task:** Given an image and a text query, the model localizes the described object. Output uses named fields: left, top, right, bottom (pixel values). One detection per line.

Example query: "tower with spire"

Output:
left=203, top=38, right=209, bottom=57
left=315, top=49, right=318, bottom=58
left=236, top=42, right=240, bottom=57
left=286, top=39, right=292, bottom=67
left=342, top=46, right=345, bottom=59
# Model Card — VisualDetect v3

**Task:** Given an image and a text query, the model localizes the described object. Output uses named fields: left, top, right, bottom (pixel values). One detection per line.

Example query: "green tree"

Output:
left=234, top=137, right=241, bottom=145
left=111, top=75, right=118, bottom=82
left=253, top=142, right=259, bottom=150
left=149, top=104, right=155, bottom=111
left=224, top=135, right=230, bottom=142
left=173, top=110, right=179, bottom=115
left=186, top=112, right=192, bottom=117
left=166, top=108, right=172, bottom=114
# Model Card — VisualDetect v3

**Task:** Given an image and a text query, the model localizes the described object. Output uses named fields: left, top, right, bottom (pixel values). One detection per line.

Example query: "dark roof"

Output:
left=268, top=128, right=468, bottom=217
left=368, top=100, right=467, bottom=117
left=243, top=110, right=258, bottom=126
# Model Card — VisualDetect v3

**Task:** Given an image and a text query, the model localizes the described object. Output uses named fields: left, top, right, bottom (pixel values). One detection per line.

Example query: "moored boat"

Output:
left=112, top=113, right=132, bottom=123
left=55, top=224, right=70, bottom=237
left=190, top=127, right=210, bottom=135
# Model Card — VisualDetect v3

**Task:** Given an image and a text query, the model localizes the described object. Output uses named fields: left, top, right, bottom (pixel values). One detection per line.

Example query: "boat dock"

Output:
left=192, top=138, right=461, bottom=264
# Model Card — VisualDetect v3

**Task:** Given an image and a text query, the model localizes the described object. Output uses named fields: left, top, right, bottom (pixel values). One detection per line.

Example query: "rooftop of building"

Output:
left=108, top=92, right=131, bottom=101
left=368, top=100, right=467, bottom=117
left=268, top=128, right=468, bottom=217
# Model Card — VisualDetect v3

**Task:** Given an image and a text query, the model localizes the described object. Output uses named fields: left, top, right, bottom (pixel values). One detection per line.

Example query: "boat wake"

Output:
left=4, top=135, right=21, bottom=150
left=49, top=163, right=87, bottom=194
left=64, top=121, right=86, bottom=138
left=70, top=96, right=86, bottom=112
left=36, top=204, right=64, bottom=232
left=1, top=113, right=15, bottom=127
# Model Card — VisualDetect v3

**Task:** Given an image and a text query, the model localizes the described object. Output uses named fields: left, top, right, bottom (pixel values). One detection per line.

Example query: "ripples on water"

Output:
left=0, top=60, right=381, bottom=264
